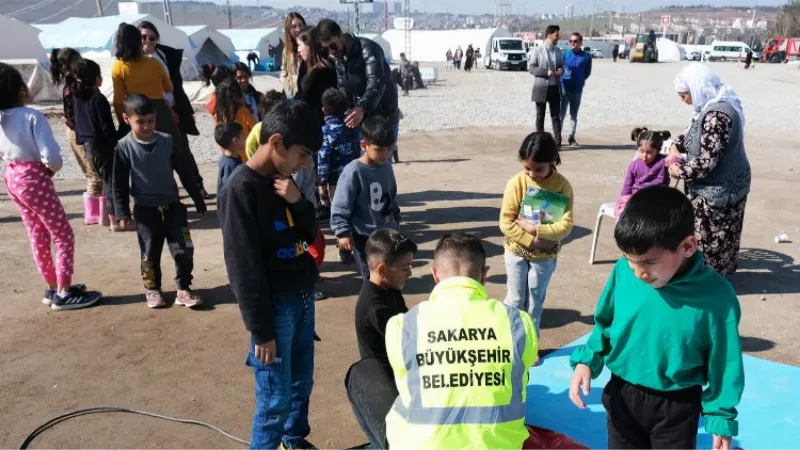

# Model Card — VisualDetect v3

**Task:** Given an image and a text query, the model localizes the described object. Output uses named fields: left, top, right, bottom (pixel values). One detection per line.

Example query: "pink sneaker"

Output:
left=146, top=290, right=166, bottom=308
left=175, top=289, right=203, bottom=309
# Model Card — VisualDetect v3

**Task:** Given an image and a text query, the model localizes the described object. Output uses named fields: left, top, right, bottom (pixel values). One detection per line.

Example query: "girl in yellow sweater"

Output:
left=500, top=131, right=574, bottom=339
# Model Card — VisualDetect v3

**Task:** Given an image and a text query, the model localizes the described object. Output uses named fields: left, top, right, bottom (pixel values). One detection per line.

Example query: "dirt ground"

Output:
left=1, top=125, right=799, bottom=448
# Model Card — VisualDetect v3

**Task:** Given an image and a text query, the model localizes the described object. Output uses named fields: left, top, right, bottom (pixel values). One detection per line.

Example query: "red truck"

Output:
left=762, top=37, right=800, bottom=63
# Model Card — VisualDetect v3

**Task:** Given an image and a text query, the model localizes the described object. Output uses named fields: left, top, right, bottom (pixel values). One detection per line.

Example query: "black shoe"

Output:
left=200, top=187, right=214, bottom=200
left=51, top=289, right=102, bottom=311
left=280, top=439, right=317, bottom=450
left=569, top=137, right=579, bottom=147
left=43, top=284, right=86, bottom=306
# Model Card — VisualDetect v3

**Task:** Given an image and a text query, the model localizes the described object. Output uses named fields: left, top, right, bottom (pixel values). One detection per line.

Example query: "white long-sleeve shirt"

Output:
left=0, top=106, right=63, bottom=173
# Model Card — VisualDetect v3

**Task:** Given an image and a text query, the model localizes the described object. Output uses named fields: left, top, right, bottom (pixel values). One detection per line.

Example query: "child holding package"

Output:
left=215, top=122, right=244, bottom=191
left=500, top=131, right=574, bottom=339
left=331, top=115, right=401, bottom=282
left=70, top=59, right=123, bottom=231
left=569, top=186, right=744, bottom=449
left=0, top=62, right=103, bottom=310
left=615, top=127, right=672, bottom=217
left=347, top=228, right=417, bottom=449
left=112, top=94, right=207, bottom=309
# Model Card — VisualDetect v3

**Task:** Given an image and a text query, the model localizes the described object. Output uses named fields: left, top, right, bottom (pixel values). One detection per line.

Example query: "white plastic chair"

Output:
left=589, top=202, right=617, bottom=264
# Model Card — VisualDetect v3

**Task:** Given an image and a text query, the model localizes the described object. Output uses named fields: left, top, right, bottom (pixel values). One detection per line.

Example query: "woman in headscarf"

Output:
left=667, top=63, right=751, bottom=276
left=280, top=12, right=306, bottom=97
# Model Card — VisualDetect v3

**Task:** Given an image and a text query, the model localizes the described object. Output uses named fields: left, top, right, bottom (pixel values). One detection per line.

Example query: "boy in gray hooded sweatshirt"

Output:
left=331, top=115, right=401, bottom=282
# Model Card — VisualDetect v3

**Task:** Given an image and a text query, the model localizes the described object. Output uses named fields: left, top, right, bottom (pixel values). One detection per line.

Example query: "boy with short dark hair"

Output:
left=218, top=99, right=323, bottom=450
left=112, top=94, right=207, bottom=309
left=346, top=228, right=417, bottom=449
left=569, top=186, right=744, bottom=450
left=214, top=122, right=244, bottom=191
left=318, top=87, right=361, bottom=209
left=331, top=115, right=401, bottom=282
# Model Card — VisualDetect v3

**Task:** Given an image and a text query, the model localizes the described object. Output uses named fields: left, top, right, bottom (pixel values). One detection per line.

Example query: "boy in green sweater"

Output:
left=569, top=186, right=744, bottom=450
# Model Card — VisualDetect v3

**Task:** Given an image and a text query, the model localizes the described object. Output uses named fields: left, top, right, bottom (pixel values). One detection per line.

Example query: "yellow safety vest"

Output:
left=385, top=277, right=538, bottom=449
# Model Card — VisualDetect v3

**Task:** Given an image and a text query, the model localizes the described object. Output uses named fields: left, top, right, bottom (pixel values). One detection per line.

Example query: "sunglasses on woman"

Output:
left=141, top=34, right=157, bottom=42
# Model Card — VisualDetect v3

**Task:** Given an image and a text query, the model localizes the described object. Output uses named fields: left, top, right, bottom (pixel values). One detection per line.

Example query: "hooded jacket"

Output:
left=570, top=252, right=744, bottom=437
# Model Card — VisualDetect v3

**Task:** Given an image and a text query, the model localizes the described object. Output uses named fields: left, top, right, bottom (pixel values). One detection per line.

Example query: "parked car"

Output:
left=590, top=49, right=605, bottom=58
left=687, top=51, right=701, bottom=61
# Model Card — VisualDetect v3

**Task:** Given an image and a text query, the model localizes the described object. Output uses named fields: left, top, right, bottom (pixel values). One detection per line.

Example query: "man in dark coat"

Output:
left=317, top=19, right=401, bottom=163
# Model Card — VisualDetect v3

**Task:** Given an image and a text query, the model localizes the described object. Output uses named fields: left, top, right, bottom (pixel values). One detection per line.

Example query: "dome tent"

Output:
left=656, top=37, right=686, bottom=62
left=36, top=14, right=195, bottom=61
left=218, top=28, right=281, bottom=64
left=0, top=15, right=60, bottom=102
left=178, top=25, right=238, bottom=66
left=381, top=28, right=511, bottom=62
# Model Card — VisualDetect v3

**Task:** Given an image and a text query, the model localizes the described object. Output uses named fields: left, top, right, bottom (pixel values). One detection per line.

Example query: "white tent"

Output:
left=0, top=15, right=60, bottom=102
left=218, top=28, right=281, bottom=62
left=36, top=14, right=195, bottom=60
left=36, top=14, right=199, bottom=82
left=178, top=25, right=238, bottom=66
left=657, top=37, right=686, bottom=62
left=359, top=33, right=393, bottom=64
left=381, top=28, right=511, bottom=62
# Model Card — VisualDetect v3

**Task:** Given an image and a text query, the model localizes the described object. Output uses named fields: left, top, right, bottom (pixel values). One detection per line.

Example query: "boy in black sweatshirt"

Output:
left=112, top=94, right=207, bottom=309
left=346, top=228, right=417, bottom=449
left=217, top=99, right=323, bottom=450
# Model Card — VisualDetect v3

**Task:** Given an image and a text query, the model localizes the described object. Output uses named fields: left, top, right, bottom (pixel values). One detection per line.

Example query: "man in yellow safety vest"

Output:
left=384, top=232, right=539, bottom=449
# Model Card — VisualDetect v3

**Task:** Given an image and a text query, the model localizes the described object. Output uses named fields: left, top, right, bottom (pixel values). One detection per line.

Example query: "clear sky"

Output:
left=220, top=0, right=785, bottom=15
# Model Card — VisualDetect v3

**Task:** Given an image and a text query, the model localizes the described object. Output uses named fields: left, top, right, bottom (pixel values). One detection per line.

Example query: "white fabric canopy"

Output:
left=36, top=14, right=195, bottom=61
left=218, top=28, right=281, bottom=60
left=657, top=38, right=687, bottom=63
left=177, top=25, right=238, bottom=66
left=381, top=28, right=511, bottom=62
left=0, top=15, right=48, bottom=65
left=359, top=33, right=393, bottom=64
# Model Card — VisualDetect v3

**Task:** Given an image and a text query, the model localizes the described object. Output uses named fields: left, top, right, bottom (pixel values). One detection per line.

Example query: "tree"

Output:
left=774, top=0, right=800, bottom=36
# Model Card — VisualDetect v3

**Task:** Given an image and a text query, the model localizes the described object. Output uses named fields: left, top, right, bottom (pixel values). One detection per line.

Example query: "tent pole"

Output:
left=95, top=0, right=104, bottom=17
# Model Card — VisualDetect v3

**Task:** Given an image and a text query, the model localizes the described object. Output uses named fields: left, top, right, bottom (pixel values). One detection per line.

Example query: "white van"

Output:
left=485, top=37, right=528, bottom=70
left=705, top=41, right=756, bottom=61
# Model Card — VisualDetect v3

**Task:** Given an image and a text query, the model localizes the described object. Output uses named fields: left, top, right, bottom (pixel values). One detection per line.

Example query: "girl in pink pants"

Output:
left=0, top=63, right=101, bottom=310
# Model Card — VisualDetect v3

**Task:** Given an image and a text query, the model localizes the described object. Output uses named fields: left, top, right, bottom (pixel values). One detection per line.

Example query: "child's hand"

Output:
left=666, top=143, right=682, bottom=165
left=569, top=364, right=592, bottom=409
left=119, top=219, right=130, bottom=230
left=338, top=236, right=353, bottom=251
left=514, top=218, right=537, bottom=234
left=713, top=435, right=732, bottom=450
left=668, top=163, right=681, bottom=179
left=254, top=340, right=277, bottom=364
left=273, top=176, right=302, bottom=203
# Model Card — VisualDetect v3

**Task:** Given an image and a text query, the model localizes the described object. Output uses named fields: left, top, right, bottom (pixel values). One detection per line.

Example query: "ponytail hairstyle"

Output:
left=0, top=62, right=28, bottom=111
left=49, top=47, right=81, bottom=85
left=71, top=59, right=102, bottom=99
left=200, top=63, right=233, bottom=88
left=631, top=127, right=671, bottom=150
left=518, top=131, right=561, bottom=166
left=214, top=77, right=244, bottom=124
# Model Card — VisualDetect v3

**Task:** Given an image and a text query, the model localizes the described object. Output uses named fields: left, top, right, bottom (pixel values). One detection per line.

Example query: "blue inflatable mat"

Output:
left=525, top=334, right=800, bottom=449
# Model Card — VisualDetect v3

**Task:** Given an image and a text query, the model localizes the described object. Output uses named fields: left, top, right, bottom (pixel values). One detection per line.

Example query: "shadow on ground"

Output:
left=729, top=248, right=800, bottom=296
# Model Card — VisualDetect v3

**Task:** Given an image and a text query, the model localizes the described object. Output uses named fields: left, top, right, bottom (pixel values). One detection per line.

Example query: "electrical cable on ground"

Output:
left=18, top=406, right=250, bottom=449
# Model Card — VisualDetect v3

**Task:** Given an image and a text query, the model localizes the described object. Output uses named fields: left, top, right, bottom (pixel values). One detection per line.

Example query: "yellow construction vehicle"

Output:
left=630, top=30, right=659, bottom=63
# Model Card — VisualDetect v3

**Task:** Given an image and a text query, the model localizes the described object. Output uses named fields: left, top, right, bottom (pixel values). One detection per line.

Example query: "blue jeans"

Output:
left=247, top=291, right=316, bottom=449
left=559, top=89, right=583, bottom=140
left=503, top=251, right=558, bottom=338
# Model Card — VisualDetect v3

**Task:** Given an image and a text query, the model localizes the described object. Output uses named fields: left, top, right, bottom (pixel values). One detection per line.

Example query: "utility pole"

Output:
left=161, top=0, right=173, bottom=25
left=404, top=0, right=411, bottom=57
left=589, top=0, right=596, bottom=37
left=609, top=0, right=613, bottom=35
left=384, top=0, right=388, bottom=32
left=95, top=0, right=103, bottom=17
left=226, top=0, right=233, bottom=28
left=354, top=1, right=360, bottom=34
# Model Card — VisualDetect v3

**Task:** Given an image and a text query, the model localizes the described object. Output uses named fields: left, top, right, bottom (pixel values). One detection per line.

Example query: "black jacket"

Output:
left=297, top=64, right=338, bottom=126
left=330, top=34, right=399, bottom=124
left=155, top=44, right=200, bottom=136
